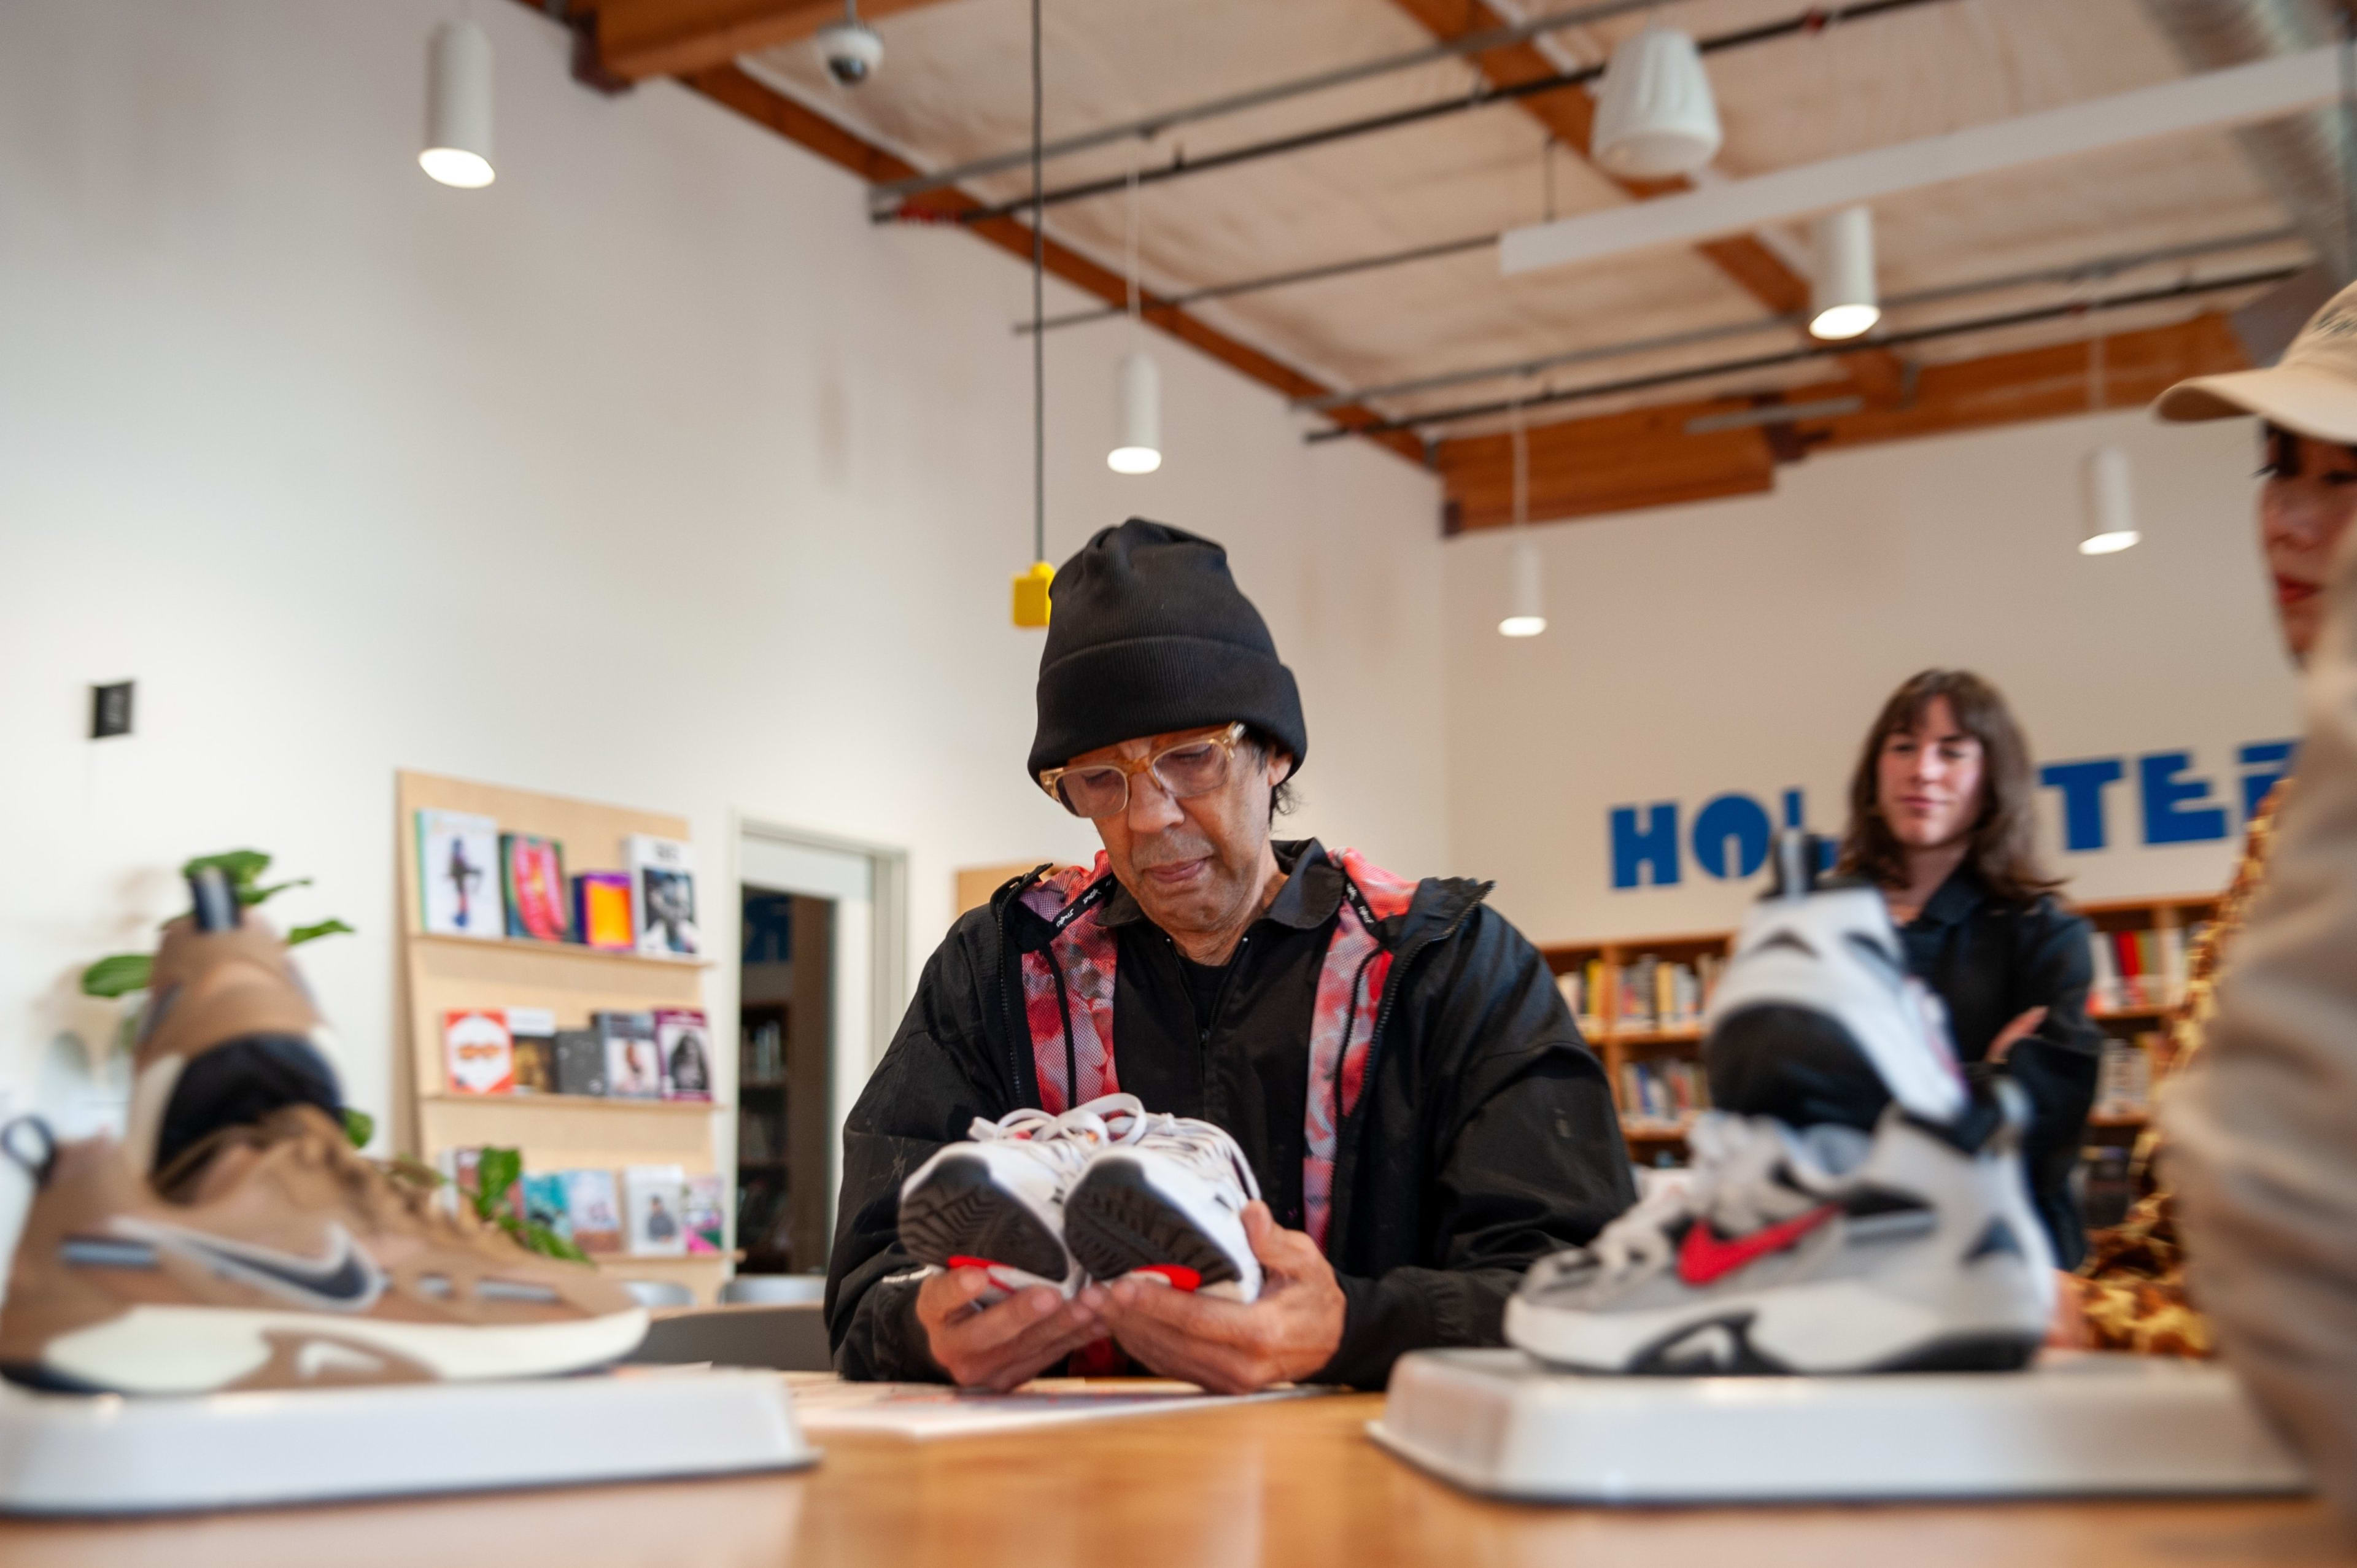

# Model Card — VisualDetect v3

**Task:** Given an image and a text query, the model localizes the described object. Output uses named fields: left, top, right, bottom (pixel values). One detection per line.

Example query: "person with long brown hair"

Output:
left=1835, top=669, right=2103, bottom=1265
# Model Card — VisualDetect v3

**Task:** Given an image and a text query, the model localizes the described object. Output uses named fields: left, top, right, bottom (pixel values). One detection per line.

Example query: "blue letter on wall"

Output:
left=2040, top=759, right=2124, bottom=852
left=2140, top=752, right=2229, bottom=844
left=2239, top=741, right=2297, bottom=823
left=1611, top=803, right=1680, bottom=888
left=1692, top=793, right=1773, bottom=880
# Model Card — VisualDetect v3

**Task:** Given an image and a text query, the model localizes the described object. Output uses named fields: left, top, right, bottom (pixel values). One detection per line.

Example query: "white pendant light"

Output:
left=1498, top=410, right=1546, bottom=637
left=1109, top=351, right=1162, bottom=473
left=420, top=21, right=495, bottom=188
left=1592, top=27, right=1724, bottom=181
left=1108, top=162, right=1163, bottom=474
left=1809, top=205, right=1879, bottom=340
left=2080, top=446, right=2140, bottom=554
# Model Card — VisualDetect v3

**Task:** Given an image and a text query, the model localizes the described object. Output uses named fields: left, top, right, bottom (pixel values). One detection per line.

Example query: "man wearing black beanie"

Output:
left=827, top=519, right=1634, bottom=1391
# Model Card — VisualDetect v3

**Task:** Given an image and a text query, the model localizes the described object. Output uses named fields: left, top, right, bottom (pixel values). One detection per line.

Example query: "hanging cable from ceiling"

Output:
left=1012, top=0, right=1053, bottom=628
left=2078, top=287, right=2138, bottom=557
left=1500, top=402, right=1547, bottom=637
left=1110, top=157, right=1163, bottom=474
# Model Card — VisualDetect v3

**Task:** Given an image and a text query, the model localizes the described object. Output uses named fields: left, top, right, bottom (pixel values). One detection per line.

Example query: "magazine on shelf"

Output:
left=417, top=809, right=501, bottom=940
left=624, top=1164, right=689, bottom=1257
left=625, top=834, right=701, bottom=957
left=521, top=1172, right=573, bottom=1242
left=656, top=1008, right=714, bottom=1102
left=553, top=1028, right=606, bottom=1097
left=442, top=1008, right=514, bottom=1096
left=560, top=1169, right=624, bottom=1253
left=572, top=871, right=635, bottom=952
left=597, top=1010, right=663, bottom=1099
left=501, top=833, right=570, bottom=943
left=684, top=1173, right=726, bottom=1254
left=506, top=1006, right=556, bottom=1094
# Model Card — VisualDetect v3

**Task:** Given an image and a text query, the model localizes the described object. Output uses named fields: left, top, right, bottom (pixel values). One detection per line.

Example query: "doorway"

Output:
left=733, top=821, right=907, bottom=1277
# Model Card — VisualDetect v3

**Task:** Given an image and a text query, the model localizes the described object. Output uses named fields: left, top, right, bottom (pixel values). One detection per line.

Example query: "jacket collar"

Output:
left=1909, top=864, right=1988, bottom=930
left=1100, top=838, right=1342, bottom=932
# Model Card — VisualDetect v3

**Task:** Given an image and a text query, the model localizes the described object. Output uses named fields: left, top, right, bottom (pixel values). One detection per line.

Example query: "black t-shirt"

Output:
left=1176, top=956, right=1229, bottom=1038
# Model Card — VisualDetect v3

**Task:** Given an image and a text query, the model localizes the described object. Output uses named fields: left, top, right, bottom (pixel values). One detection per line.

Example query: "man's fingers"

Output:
left=1104, top=1276, right=1256, bottom=1342
left=949, top=1285, right=1070, bottom=1355
left=1988, top=1005, right=2049, bottom=1063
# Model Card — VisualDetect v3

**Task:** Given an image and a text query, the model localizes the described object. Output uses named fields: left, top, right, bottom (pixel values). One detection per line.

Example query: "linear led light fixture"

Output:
left=1499, top=47, right=2342, bottom=278
left=1684, top=396, right=1865, bottom=434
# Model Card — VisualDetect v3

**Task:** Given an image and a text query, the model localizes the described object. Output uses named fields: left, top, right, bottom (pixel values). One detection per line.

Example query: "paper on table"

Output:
left=781, top=1373, right=1324, bottom=1440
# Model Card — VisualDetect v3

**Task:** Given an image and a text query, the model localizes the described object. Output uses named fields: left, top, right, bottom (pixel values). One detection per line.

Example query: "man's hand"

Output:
left=1986, top=1005, right=2049, bottom=1064
left=914, top=1267, right=1107, bottom=1391
left=1088, top=1202, right=1345, bottom=1394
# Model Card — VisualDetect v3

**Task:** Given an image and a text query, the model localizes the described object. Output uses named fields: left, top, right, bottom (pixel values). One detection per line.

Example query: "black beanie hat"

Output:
left=1028, top=519, right=1307, bottom=782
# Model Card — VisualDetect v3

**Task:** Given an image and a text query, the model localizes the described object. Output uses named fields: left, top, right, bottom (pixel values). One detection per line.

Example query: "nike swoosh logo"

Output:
left=1677, top=1205, right=1838, bottom=1287
left=114, top=1218, right=385, bottom=1312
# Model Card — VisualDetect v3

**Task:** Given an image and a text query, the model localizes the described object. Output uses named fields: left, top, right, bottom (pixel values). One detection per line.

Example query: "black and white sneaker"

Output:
left=897, top=1095, right=1145, bottom=1299
left=1063, top=1112, right=1263, bottom=1302
left=1504, top=1098, right=2056, bottom=1374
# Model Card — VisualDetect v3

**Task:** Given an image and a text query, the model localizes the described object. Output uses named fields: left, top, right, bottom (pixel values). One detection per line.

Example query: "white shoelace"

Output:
left=1129, top=1111, right=1261, bottom=1202
left=967, top=1094, right=1150, bottom=1176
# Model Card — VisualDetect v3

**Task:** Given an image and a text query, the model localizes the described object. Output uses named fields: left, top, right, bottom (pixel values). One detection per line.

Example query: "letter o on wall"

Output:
left=1692, top=793, right=1773, bottom=880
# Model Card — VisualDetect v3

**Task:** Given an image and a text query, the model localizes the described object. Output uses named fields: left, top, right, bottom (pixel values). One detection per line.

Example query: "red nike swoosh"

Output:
left=1677, top=1205, right=1839, bottom=1286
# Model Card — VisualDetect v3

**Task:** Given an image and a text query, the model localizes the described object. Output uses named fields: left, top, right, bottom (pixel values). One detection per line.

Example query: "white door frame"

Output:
left=730, top=815, right=910, bottom=1246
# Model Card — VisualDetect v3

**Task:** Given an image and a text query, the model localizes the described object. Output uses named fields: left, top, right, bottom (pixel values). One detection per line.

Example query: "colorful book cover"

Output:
left=506, top=1006, right=556, bottom=1093
left=501, top=833, right=570, bottom=942
left=656, top=1007, right=714, bottom=1102
left=623, top=1164, right=688, bottom=1257
left=598, top=1010, right=662, bottom=1099
left=561, top=1169, right=624, bottom=1254
left=521, top=1172, right=572, bottom=1242
left=683, top=1173, right=726, bottom=1255
left=442, top=1008, right=514, bottom=1095
left=625, top=835, right=701, bottom=957
left=552, top=1028, right=606, bottom=1096
left=417, top=809, right=500, bottom=939
left=572, top=871, right=634, bottom=951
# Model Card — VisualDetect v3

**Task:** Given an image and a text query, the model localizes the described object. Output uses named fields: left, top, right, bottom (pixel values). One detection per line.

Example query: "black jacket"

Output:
left=824, top=840, right=1636, bottom=1388
left=1899, top=870, right=2102, bottom=1267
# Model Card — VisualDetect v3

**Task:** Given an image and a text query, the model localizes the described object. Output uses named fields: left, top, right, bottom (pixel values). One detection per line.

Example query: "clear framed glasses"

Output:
left=1037, top=724, right=1248, bottom=819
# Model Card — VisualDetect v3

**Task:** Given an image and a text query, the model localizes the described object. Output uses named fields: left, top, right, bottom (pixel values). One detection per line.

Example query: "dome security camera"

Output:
left=816, top=20, right=883, bottom=86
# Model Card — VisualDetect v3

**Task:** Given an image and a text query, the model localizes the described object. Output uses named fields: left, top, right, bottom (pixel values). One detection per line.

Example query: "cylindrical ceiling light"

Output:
left=1109, top=350, right=1162, bottom=474
left=420, top=21, right=495, bottom=188
left=1809, top=205, right=1879, bottom=341
left=2080, top=445, right=2140, bottom=555
left=1592, top=28, right=1723, bottom=181
left=1498, top=410, right=1546, bottom=637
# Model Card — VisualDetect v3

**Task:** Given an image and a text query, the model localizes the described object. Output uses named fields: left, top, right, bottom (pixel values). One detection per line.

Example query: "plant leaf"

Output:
left=80, top=954, right=153, bottom=998
left=242, top=878, right=314, bottom=907
left=287, top=918, right=354, bottom=946
left=389, top=1156, right=446, bottom=1191
left=182, top=850, right=271, bottom=894
left=473, top=1146, right=524, bottom=1219
left=501, top=1215, right=589, bottom=1264
left=342, top=1107, right=376, bottom=1149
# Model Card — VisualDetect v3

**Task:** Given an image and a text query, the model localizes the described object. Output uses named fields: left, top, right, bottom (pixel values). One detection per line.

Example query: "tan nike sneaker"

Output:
left=124, top=868, right=343, bottom=1176
left=0, top=1107, right=647, bottom=1394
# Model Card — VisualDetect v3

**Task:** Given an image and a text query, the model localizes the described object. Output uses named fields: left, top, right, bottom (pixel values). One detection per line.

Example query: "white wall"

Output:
left=0, top=0, right=1448, bottom=1130
left=1446, top=407, right=2298, bottom=943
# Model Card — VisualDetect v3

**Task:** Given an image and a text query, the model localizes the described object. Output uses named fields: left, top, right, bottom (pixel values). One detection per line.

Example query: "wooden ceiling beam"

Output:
left=683, top=63, right=1427, bottom=462
left=1385, top=0, right=1902, bottom=400
left=579, top=0, right=954, bottom=84
left=1439, top=312, right=2249, bottom=530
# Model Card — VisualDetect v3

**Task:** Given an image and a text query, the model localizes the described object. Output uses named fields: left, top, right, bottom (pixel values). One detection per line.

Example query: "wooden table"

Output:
left=1, top=1391, right=2348, bottom=1568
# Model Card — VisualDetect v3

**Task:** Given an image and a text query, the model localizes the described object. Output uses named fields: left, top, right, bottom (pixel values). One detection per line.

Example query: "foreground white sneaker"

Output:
left=1062, top=1112, right=1264, bottom=1302
left=1504, top=1097, right=2056, bottom=1375
left=897, top=1095, right=1145, bottom=1299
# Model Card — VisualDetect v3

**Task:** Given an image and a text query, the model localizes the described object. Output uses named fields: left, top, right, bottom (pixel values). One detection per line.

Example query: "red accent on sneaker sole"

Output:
left=946, top=1256, right=1004, bottom=1273
left=1131, top=1265, right=1201, bottom=1291
left=1676, top=1205, right=1839, bottom=1286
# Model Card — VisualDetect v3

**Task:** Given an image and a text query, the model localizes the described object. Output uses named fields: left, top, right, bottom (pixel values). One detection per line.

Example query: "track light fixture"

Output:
left=1809, top=206, right=1880, bottom=341
left=420, top=21, right=495, bottom=189
left=2080, top=446, right=2140, bottom=555
left=1592, top=26, right=1723, bottom=180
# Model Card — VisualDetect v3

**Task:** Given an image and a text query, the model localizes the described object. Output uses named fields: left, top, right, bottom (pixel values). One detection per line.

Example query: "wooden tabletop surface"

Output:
left=2, top=1389, right=2349, bottom=1568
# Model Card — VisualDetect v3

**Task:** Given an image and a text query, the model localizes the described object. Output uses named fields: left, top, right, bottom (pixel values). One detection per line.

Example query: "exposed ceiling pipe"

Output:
left=1302, top=264, right=2300, bottom=440
left=2140, top=0, right=2355, bottom=282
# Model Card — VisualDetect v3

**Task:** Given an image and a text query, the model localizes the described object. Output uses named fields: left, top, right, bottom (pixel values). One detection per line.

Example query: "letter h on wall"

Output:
left=1612, top=803, right=1679, bottom=889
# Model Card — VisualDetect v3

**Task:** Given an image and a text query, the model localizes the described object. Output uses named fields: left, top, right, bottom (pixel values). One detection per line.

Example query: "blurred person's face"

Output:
left=2258, top=425, right=2357, bottom=663
left=1876, top=697, right=1986, bottom=854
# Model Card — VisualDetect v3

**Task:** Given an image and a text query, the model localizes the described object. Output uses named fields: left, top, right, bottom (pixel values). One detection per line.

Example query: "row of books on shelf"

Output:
left=443, top=1006, right=715, bottom=1100
left=2087, top=924, right=2206, bottom=1013
left=743, top=1018, right=787, bottom=1084
left=2096, top=1032, right=2161, bottom=1118
left=1555, top=953, right=1725, bottom=1035
left=416, top=809, right=701, bottom=956
left=1619, top=1058, right=1709, bottom=1126
left=446, top=1149, right=725, bottom=1257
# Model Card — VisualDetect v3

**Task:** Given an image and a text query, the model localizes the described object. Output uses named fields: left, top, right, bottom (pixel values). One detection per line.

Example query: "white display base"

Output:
left=0, top=1365, right=816, bottom=1516
left=1370, top=1348, right=2310, bottom=1504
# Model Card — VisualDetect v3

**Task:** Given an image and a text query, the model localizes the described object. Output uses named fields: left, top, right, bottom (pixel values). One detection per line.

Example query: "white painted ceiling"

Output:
left=745, top=0, right=2310, bottom=438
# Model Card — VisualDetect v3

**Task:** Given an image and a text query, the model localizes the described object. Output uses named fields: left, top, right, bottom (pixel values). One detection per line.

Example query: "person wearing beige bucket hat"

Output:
left=2123, top=276, right=2357, bottom=1523
left=2062, top=282, right=2357, bottom=1362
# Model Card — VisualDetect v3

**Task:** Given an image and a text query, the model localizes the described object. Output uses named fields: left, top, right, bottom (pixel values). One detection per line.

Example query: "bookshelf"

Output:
left=395, top=770, right=734, bottom=1304
left=1539, top=892, right=2221, bottom=1164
